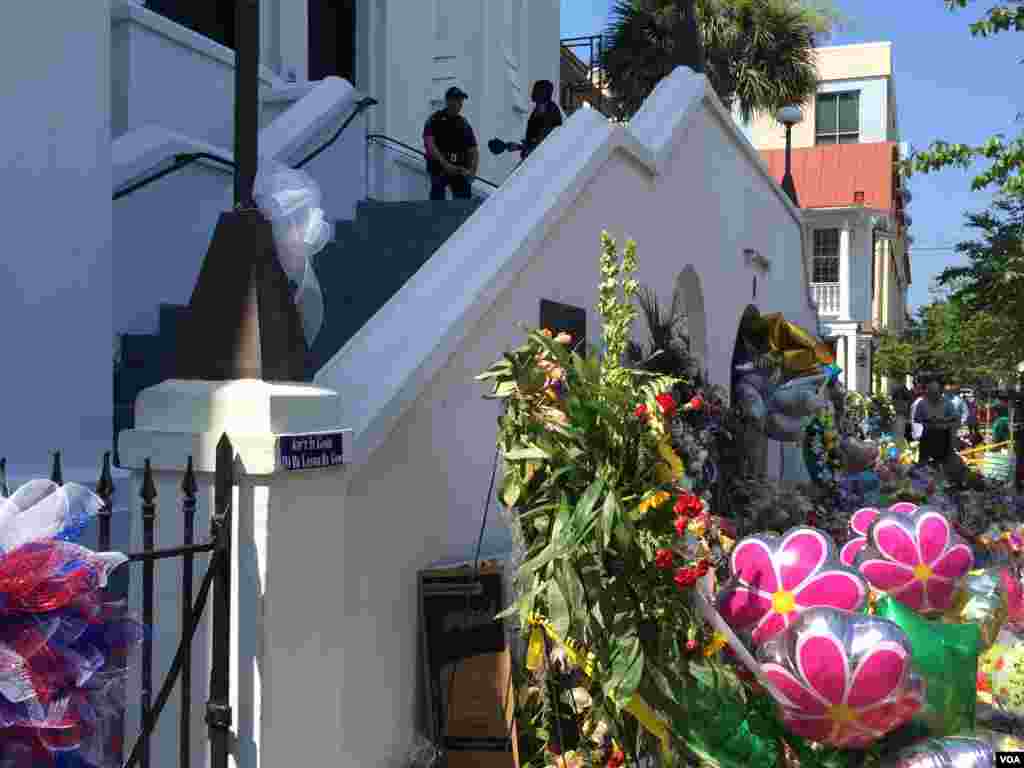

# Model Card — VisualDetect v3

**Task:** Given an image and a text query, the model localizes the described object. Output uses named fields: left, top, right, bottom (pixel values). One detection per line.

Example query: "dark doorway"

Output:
left=309, top=0, right=356, bottom=82
left=146, top=0, right=236, bottom=49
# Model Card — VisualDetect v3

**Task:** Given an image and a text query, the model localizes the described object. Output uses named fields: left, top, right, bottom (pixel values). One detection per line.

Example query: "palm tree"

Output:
left=601, top=0, right=839, bottom=122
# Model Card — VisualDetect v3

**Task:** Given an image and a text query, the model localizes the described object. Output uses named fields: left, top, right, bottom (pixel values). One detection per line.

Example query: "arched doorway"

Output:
left=673, top=266, right=707, bottom=380
left=730, top=304, right=769, bottom=476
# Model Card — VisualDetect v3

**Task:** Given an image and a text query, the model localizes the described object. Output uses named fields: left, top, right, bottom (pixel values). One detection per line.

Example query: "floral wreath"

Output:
left=803, top=410, right=841, bottom=487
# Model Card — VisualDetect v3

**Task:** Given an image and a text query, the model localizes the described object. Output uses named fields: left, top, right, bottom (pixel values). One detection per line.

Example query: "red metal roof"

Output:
left=760, top=141, right=897, bottom=212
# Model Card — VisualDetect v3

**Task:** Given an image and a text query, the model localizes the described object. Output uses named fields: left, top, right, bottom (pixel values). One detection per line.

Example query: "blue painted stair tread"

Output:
left=307, top=198, right=482, bottom=374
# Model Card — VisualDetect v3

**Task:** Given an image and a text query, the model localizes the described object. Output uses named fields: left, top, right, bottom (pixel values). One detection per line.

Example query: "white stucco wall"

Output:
left=362, top=0, right=559, bottom=188
left=312, top=70, right=813, bottom=764
left=112, top=2, right=282, bottom=148
left=1, top=0, right=113, bottom=478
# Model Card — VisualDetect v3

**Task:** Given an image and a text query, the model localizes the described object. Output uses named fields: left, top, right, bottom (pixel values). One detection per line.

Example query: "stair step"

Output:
left=307, top=197, right=484, bottom=373
left=120, top=334, right=164, bottom=369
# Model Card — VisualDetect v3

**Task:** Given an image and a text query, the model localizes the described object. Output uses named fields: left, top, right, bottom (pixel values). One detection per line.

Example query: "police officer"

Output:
left=521, top=80, right=563, bottom=160
left=422, top=86, right=479, bottom=200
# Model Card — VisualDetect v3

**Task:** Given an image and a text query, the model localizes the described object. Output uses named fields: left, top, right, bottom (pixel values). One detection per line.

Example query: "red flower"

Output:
left=696, top=559, right=710, bottom=576
left=673, top=493, right=704, bottom=519
left=655, top=393, right=677, bottom=417
left=686, top=396, right=704, bottom=412
left=674, top=516, right=688, bottom=537
left=674, top=566, right=701, bottom=588
left=634, top=403, right=649, bottom=420
left=655, top=549, right=674, bottom=570
left=686, top=638, right=699, bottom=652
left=608, top=748, right=626, bottom=768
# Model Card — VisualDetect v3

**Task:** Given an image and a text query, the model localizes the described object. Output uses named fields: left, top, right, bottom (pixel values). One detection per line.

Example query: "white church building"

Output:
left=3, top=2, right=824, bottom=766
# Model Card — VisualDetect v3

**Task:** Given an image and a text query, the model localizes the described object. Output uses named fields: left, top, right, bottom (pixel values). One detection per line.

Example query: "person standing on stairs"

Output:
left=520, top=80, right=563, bottom=161
left=423, top=86, right=479, bottom=200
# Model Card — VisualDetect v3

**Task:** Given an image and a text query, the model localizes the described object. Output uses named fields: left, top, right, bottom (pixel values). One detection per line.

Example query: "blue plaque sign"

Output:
left=278, top=430, right=350, bottom=471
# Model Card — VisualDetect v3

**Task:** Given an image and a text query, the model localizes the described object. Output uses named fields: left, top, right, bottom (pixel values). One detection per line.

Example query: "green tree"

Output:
left=874, top=331, right=917, bottom=382
left=938, top=195, right=1024, bottom=318
left=905, top=2, right=1024, bottom=197
left=600, top=0, right=842, bottom=121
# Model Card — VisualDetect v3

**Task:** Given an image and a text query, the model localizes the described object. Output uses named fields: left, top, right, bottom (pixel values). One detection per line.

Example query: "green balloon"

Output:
left=874, top=596, right=980, bottom=737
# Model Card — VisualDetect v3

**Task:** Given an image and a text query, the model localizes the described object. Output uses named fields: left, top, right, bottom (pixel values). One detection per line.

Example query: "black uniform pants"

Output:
left=429, top=172, right=472, bottom=200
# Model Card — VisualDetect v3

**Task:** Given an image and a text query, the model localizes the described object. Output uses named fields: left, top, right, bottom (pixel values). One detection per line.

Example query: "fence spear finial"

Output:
left=51, top=451, right=63, bottom=485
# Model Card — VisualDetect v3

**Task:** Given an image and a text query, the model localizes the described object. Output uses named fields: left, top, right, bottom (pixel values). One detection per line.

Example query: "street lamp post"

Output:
left=776, top=105, right=803, bottom=208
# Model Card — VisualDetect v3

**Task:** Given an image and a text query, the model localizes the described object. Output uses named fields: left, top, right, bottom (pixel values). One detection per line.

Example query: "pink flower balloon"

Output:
left=717, top=527, right=869, bottom=645
left=855, top=507, right=973, bottom=614
left=839, top=503, right=919, bottom=568
left=758, top=608, right=925, bottom=748
left=1002, top=568, right=1024, bottom=628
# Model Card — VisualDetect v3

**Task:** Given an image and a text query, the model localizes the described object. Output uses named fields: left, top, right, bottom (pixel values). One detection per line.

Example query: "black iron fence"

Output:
left=1, top=435, right=236, bottom=768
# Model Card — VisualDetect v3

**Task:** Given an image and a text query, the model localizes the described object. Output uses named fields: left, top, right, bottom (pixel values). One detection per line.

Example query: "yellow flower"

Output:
left=704, top=632, right=728, bottom=657
left=687, top=515, right=708, bottom=538
left=654, top=438, right=684, bottom=484
left=637, top=490, right=671, bottom=516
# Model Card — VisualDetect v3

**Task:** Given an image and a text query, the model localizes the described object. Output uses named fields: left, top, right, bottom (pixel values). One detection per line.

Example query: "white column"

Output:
left=119, top=379, right=348, bottom=768
left=0, top=0, right=112, bottom=480
left=839, top=222, right=852, bottom=321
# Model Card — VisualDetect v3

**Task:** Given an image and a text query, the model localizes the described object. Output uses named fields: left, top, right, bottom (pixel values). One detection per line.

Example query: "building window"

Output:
left=813, top=229, right=840, bottom=283
left=815, top=91, right=860, bottom=144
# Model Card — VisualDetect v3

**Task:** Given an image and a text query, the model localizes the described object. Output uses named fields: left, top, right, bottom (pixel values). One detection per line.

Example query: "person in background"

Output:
left=946, top=384, right=968, bottom=426
left=423, top=86, right=479, bottom=200
left=913, top=376, right=960, bottom=465
left=520, top=80, right=564, bottom=161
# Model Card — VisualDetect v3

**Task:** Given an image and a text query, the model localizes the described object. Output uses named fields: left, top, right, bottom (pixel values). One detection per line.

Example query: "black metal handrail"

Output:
left=113, top=152, right=235, bottom=201
left=113, top=96, right=378, bottom=200
left=367, top=133, right=500, bottom=189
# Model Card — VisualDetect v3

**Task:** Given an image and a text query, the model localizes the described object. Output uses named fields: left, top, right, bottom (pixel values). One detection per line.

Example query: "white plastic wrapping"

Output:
left=253, top=163, right=332, bottom=346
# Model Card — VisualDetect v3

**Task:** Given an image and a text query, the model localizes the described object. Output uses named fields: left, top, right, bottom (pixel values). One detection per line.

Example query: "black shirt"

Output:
left=523, top=101, right=563, bottom=157
left=422, top=110, right=477, bottom=174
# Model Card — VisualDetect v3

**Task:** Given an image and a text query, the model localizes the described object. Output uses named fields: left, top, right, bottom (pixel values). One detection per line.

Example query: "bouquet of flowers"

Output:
left=478, top=234, right=857, bottom=768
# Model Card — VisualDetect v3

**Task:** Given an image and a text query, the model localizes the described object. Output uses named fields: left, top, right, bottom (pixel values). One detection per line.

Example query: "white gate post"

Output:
left=118, top=378, right=348, bottom=768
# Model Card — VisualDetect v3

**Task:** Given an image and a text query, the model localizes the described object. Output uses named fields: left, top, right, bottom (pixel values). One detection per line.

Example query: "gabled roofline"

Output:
left=315, top=67, right=804, bottom=470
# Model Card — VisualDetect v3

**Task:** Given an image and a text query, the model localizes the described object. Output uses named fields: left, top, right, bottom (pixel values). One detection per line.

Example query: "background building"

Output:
left=740, top=42, right=912, bottom=394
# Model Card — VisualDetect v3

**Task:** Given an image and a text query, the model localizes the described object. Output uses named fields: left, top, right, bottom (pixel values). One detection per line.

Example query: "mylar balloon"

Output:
left=840, top=437, right=879, bottom=474
left=881, top=737, right=994, bottom=768
left=942, top=569, right=1009, bottom=650
left=883, top=732, right=1024, bottom=768
left=840, top=503, right=918, bottom=568
left=716, top=527, right=868, bottom=645
left=989, top=641, right=1024, bottom=718
left=856, top=506, right=974, bottom=615
left=756, top=607, right=924, bottom=747
left=874, top=596, right=980, bottom=737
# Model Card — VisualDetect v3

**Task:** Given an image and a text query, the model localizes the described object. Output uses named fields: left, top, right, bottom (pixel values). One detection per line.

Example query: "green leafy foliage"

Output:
left=904, top=2, right=1024, bottom=197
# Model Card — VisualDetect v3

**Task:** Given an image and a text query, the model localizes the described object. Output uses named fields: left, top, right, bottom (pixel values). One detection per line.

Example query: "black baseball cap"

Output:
left=445, top=86, right=468, bottom=100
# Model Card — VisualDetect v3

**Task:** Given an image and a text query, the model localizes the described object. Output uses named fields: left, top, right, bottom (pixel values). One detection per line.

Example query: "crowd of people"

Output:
left=892, top=373, right=1015, bottom=471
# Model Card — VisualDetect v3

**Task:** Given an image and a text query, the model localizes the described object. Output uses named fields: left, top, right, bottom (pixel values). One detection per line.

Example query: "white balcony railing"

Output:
left=812, top=282, right=841, bottom=316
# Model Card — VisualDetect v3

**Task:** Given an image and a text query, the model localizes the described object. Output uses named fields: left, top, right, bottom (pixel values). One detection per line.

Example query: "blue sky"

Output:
left=560, top=0, right=1023, bottom=311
